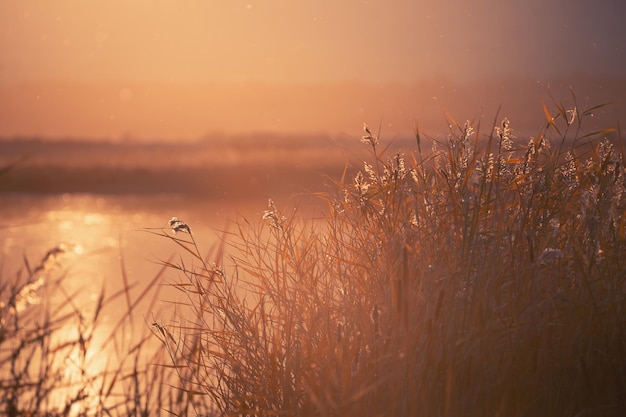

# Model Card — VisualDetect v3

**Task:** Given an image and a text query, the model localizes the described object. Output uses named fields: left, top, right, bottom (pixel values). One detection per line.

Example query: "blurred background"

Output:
left=1, top=0, right=624, bottom=140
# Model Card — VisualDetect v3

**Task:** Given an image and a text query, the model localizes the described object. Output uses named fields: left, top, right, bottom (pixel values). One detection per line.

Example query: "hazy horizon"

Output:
left=1, top=75, right=624, bottom=141
left=1, top=1, right=625, bottom=141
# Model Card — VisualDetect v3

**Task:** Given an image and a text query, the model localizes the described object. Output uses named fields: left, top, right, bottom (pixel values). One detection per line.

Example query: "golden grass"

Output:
left=0, top=244, right=182, bottom=416
left=2, top=96, right=626, bottom=416
left=147, top=98, right=626, bottom=416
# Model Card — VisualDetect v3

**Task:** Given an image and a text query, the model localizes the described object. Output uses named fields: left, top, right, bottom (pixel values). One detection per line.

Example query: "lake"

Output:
left=0, top=136, right=351, bottom=413
left=0, top=191, right=258, bottom=293
left=0, top=187, right=332, bottom=335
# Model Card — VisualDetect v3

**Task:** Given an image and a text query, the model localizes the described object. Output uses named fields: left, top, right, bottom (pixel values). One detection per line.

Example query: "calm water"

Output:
left=0, top=192, right=283, bottom=408
left=0, top=136, right=334, bottom=411
left=0, top=193, right=272, bottom=317
left=0, top=191, right=325, bottom=328
left=2, top=193, right=246, bottom=273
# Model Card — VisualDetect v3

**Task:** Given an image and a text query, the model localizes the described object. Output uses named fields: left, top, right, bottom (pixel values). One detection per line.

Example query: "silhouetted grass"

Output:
left=150, top=97, right=626, bottom=416
left=3, top=96, right=626, bottom=416
left=0, top=243, right=184, bottom=416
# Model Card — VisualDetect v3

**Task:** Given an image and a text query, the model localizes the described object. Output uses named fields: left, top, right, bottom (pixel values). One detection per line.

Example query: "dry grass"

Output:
left=3, top=95, right=626, bottom=416
left=150, top=97, right=626, bottom=416
left=0, top=243, right=183, bottom=416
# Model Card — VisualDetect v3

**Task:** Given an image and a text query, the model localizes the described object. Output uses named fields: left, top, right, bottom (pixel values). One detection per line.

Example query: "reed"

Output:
left=151, top=97, right=626, bottom=416
left=3, top=96, right=625, bottom=416
left=0, top=243, right=180, bottom=416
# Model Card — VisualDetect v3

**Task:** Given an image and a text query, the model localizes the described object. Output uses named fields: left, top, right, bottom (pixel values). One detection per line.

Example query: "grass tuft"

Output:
left=151, top=100, right=626, bottom=416
left=3, top=98, right=626, bottom=416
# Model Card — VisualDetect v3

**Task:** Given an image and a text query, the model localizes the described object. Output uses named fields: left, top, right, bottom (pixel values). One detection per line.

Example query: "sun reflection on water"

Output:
left=0, top=194, right=168, bottom=413
left=1, top=192, right=255, bottom=413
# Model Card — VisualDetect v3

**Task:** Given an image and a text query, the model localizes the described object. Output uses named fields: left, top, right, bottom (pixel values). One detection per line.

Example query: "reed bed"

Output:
left=149, top=98, right=626, bottom=416
left=3, top=97, right=626, bottom=416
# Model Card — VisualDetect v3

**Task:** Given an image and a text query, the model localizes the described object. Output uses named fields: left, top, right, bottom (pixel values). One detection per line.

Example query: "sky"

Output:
left=0, top=0, right=624, bottom=139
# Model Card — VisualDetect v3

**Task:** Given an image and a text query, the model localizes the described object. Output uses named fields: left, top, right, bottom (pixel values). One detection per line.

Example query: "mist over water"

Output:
left=0, top=135, right=337, bottom=345
left=2, top=76, right=624, bottom=141
left=2, top=0, right=625, bottom=412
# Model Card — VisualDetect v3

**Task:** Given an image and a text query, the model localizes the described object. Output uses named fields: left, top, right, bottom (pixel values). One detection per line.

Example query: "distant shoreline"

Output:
left=0, top=164, right=344, bottom=198
left=0, top=136, right=355, bottom=198
left=1, top=76, right=623, bottom=141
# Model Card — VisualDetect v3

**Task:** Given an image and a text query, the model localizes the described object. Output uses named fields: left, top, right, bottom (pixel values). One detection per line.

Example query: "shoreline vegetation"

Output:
left=0, top=134, right=368, bottom=197
left=2, top=97, right=626, bottom=416
left=0, top=133, right=419, bottom=199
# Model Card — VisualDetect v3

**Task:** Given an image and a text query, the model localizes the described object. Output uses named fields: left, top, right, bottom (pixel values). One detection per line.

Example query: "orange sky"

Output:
left=1, top=0, right=624, bottom=140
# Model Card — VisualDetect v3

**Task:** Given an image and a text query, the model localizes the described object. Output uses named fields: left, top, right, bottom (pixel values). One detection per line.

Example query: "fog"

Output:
left=0, top=0, right=624, bottom=140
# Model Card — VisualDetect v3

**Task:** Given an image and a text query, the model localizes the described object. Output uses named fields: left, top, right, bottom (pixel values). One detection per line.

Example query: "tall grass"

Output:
left=0, top=243, right=183, bottom=416
left=151, top=98, right=626, bottom=416
left=2, top=96, right=625, bottom=416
